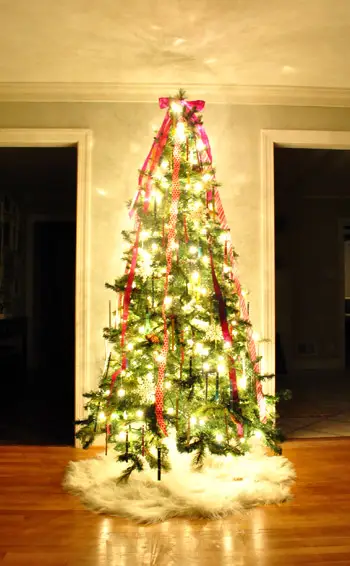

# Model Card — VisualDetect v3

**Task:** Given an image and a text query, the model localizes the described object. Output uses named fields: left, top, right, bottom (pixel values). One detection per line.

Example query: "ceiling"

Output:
left=1, top=0, right=350, bottom=89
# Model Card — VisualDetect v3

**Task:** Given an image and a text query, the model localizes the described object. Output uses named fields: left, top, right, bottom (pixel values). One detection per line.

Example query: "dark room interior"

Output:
left=0, top=147, right=77, bottom=445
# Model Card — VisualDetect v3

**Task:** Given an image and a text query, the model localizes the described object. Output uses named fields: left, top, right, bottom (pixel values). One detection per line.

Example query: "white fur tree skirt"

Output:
left=64, top=441, right=295, bottom=523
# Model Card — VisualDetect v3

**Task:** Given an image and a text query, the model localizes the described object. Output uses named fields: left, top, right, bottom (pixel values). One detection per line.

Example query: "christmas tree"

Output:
left=76, top=91, right=283, bottom=479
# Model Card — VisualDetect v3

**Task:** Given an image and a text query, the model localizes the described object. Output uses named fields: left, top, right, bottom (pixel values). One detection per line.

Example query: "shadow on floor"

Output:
left=278, top=370, right=350, bottom=438
left=0, top=364, right=75, bottom=446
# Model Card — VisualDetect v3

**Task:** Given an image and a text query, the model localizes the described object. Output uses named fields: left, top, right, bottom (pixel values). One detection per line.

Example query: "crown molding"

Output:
left=1, top=82, right=350, bottom=107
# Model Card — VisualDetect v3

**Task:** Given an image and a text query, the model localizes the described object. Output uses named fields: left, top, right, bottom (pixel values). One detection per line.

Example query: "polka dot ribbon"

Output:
left=155, top=121, right=183, bottom=435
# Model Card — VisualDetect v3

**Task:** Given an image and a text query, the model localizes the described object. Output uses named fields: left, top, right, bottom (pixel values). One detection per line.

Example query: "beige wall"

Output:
left=2, top=102, right=350, bottom=388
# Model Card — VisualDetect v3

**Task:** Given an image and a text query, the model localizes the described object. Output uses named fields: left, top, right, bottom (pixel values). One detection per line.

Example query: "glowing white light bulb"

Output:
left=203, top=362, right=210, bottom=371
left=139, top=248, right=151, bottom=261
left=224, top=265, right=231, bottom=273
left=171, top=101, right=182, bottom=114
left=164, top=296, right=172, bottom=306
left=239, top=377, right=247, bottom=389
left=219, top=232, right=228, bottom=243
left=118, top=431, right=126, bottom=440
left=136, top=410, right=144, bottom=418
left=196, top=139, right=206, bottom=151
left=153, top=168, right=162, bottom=180
left=192, top=271, right=200, bottom=281
left=139, top=326, right=145, bottom=334
left=224, top=341, right=231, bottom=350
left=161, top=160, right=169, bottom=169
left=111, top=412, right=118, bottom=420
left=202, top=172, right=212, bottom=182
left=104, top=389, right=110, bottom=396
left=217, top=363, right=225, bottom=374
left=126, top=343, right=134, bottom=351
left=240, top=437, right=245, bottom=443
left=202, top=255, right=209, bottom=264
left=194, top=181, right=203, bottom=192
left=253, top=331, right=260, bottom=342
left=189, top=246, right=197, bottom=254
left=167, top=407, right=175, bottom=415
left=199, top=419, right=206, bottom=426
left=190, top=416, right=197, bottom=425
left=176, top=121, right=186, bottom=142
left=215, top=433, right=224, bottom=442
left=151, top=243, right=158, bottom=252
left=183, top=302, right=192, bottom=313
left=241, top=289, right=248, bottom=297
left=140, top=230, right=150, bottom=241
left=165, top=381, right=172, bottom=390
left=187, top=339, right=194, bottom=347
left=118, top=388, right=126, bottom=398
left=254, top=430, right=263, bottom=439
left=200, top=287, right=207, bottom=295
left=155, top=190, right=163, bottom=204
left=123, top=411, right=128, bottom=419
left=98, top=411, right=106, bottom=421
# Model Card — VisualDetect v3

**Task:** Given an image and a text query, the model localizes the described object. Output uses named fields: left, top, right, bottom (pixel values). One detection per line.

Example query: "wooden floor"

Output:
left=0, top=440, right=349, bottom=566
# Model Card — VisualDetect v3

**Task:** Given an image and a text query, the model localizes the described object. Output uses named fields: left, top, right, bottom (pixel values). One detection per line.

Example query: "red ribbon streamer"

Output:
left=187, top=104, right=267, bottom=423
left=155, top=127, right=182, bottom=435
left=214, top=190, right=266, bottom=421
left=121, top=223, right=141, bottom=349
left=130, top=98, right=206, bottom=219
left=209, top=248, right=242, bottom=436
left=129, top=109, right=172, bottom=218
left=209, top=250, right=231, bottom=344
left=109, top=222, right=141, bottom=390
left=110, top=101, right=174, bottom=393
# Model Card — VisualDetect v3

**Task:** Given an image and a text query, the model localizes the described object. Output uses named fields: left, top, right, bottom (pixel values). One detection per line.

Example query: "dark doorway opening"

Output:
left=275, top=147, right=350, bottom=439
left=0, top=147, right=77, bottom=445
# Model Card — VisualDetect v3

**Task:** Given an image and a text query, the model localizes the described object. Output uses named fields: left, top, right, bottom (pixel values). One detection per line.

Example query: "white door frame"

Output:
left=0, top=129, right=92, bottom=442
left=261, top=130, right=350, bottom=393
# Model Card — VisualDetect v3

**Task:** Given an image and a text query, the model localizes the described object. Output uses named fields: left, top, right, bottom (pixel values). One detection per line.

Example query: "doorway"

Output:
left=0, top=147, right=77, bottom=444
left=274, top=146, right=350, bottom=438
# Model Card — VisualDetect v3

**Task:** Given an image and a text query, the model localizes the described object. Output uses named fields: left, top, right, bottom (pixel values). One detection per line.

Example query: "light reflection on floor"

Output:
left=100, top=513, right=272, bottom=565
